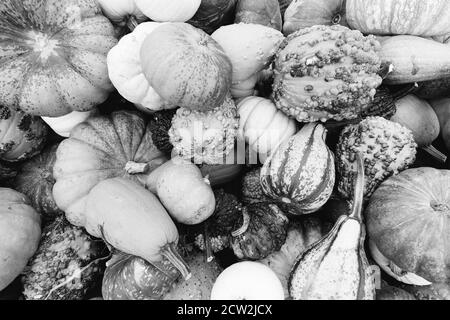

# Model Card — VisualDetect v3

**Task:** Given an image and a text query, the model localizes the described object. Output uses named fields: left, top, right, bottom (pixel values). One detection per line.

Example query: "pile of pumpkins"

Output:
left=1, top=0, right=450, bottom=301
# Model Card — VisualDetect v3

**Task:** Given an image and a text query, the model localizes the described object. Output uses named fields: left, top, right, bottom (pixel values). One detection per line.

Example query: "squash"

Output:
left=199, top=163, right=243, bottom=187
left=260, top=123, right=335, bottom=215
left=346, top=0, right=450, bottom=37
left=145, top=158, right=215, bottom=225
left=210, top=261, right=285, bottom=300
left=0, top=0, right=118, bottom=117
left=235, top=0, right=283, bottom=31
left=283, top=0, right=347, bottom=36
left=241, top=167, right=270, bottom=205
left=376, top=285, right=416, bottom=300
left=140, top=22, right=232, bottom=112
left=366, top=167, right=450, bottom=284
left=14, top=144, right=62, bottom=221
left=107, top=22, right=176, bottom=113
left=135, top=0, right=201, bottom=22
left=98, top=0, right=147, bottom=30
left=52, top=110, right=167, bottom=227
left=41, top=110, right=96, bottom=138
left=429, top=98, right=450, bottom=152
left=102, top=252, right=180, bottom=300
left=0, top=106, right=47, bottom=162
left=211, top=23, right=284, bottom=99
left=188, top=0, right=238, bottom=34
left=380, top=36, right=450, bottom=85
left=0, top=188, right=41, bottom=291
left=85, top=177, right=191, bottom=279
left=237, top=96, right=297, bottom=164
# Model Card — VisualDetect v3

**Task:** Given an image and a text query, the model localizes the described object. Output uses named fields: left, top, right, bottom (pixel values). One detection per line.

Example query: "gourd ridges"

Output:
left=336, top=116, right=417, bottom=199
left=272, top=25, right=383, bottom=123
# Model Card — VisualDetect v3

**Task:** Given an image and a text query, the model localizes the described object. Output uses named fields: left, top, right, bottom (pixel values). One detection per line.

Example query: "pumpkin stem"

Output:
left=231, top=208, right=250, bottom=237
left=124, top=161, right=149, bottom=174
left=349, top=153, right=365, bottom=222
left=161, top=243, right=191, bottom=281
left=422, top=145, right=448, bottom=163
left=203, top=222, right=214, bottom=263
left=126, top=16, right=139, bottom=31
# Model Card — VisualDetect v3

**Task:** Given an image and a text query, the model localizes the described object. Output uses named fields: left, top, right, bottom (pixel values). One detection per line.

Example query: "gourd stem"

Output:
left=203, top=222, right=214, bottom=263
left=161, top=243, right=191, bottom=281
left=124, top=161, right=149, bottom=174
left=349, top=153, right=365, bottom=222
left=231, top=208, right=250, bottom=237
left=126, top=16, right=139, bottom=31
left=422, top=145, right=448, bottom=163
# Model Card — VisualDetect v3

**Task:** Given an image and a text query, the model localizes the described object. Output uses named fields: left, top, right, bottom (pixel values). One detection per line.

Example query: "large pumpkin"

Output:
left=366, top=167, right=450, bottom=284
left=0, top=188, right=41, bottom=291
left=0, top=106, right=47, bottom=162
left=0, top=0, right=118, bottom=117
left=52, top=110, right=167, bottom=227
left=346, top=0, right=450, bottom=37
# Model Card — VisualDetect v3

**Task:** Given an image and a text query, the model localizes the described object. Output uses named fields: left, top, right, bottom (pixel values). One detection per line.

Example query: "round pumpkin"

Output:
left=42, top=109, right=96, bottom=138
left=52, top=110, right=167, bottom=227
left=140, top=23, right=232, bottom=112
left=346, top=0, right=450, bottom=37
left=0, top=106, right=47, bottom=162
left=187, top=0, right=238, bottom=34
left=0, top=188, right=41, bottom=291
left=135, top=0, right=201, bottom=22
left=0, top=0, right=118, bottom=117
left=366, top=167, right=450, bottom=284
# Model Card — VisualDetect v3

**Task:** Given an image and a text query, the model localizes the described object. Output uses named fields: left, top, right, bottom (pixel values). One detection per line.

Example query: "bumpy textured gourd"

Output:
left=241, top=168, right=270, bottom=205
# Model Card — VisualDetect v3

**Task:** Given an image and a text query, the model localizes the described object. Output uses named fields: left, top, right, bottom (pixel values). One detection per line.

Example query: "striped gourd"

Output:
left=260, top=123, right=335, bottom=215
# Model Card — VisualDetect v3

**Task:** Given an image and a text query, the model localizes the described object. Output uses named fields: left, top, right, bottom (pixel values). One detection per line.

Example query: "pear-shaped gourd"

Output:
left=289, top=153, right=376, bottom=300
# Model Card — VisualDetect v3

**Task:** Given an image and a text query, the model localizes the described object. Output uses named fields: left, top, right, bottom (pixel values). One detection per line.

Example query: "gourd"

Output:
left=429, top=98, right=450, bottom=151
left=237, top=96, right=297, bottom=164
left=289, top=153, right=376, bottom=300
left=379, top=36, right=450, bottom=85
left=211, top=23, right=284, bottom=99
left=149, top=110, right=176, bottom=155
left=0, top=106, right=48, bottom=162
left=365, top=167, right=450, bottom=284
left=346, top=0, right=450, bottom=37
left=85, top=177, right=191, bottom=280
left=235, top=0, right=283, bottom=31
left=272, top=25, right=382, bottom=123
left=283, top=0, right=347, bottom=36
left=0, top=0, right=118, bottom=117
left=52, top=110, right=167, bottom=227
left=145, top=158, right=216, bottom=225
left=199, top=163, right=243, bottom=187
left=140, top=22, right=232, bottom=112
left=401, top=283, right=450, bottom=300
left=0, top=188, right=41, bottom=291
left=107, top=22, right=176, bottom=113
left=102, top=252, right=180, bottom=300
left=279, top=0, right=293, bottom=17
left=260, top=123, right=335, bottom=215
left=210, top=261, right=285, bottom=300
left=98, top=0, right=147, bottom=30
left=135, top=0, right=201, bottom=22
left=42, top=110, right=96, bottom=138
left=188, top=0, right=238, bottom=34
left=241, top=168, right=270, bottom=205
left=376, top=285, right=416, bottom=300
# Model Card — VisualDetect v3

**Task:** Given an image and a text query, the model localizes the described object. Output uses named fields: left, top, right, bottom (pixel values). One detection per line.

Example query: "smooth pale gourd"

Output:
left=42, top=110, right=96, bottom=137
left=135, top=0, right=201, bottom=22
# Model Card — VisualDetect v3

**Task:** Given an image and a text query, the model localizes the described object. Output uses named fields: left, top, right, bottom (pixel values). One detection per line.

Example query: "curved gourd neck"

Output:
left=349, top=153, right=364, bottom=222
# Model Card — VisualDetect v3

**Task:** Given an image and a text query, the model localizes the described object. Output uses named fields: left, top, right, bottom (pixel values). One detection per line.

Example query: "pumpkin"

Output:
left=145, top=158, right=216, bottom=225
left=430, top=98, right=450, bottom=152
left=210, top=261, right=285, bottom=300
left=85, top=177, right=191, bottom=279
left=237, top=96, right=297, bottom=164
left=260, top=123, right=335, bottom=215
left=140, top=22, right=232, bottom=112
left=188, top=0, right=238, bottom=34
left=346, top=0, right=450, bottom=37
left=380, top=36, right=450, bottom=85
left=235, top=0, right=283, bottom=31
left=0, top=0, right=117, bottom=117
left=41, top=109, right=96, bottom=138
left=14, top=143, right=62, bottom=221
left=98, top=0, right=147, bottom=30
left=0, top=106, right=47, bottom=162
left=366, top=167, right=450, bottom=284
left=102, top=251, right=180, bottom=300
left=0, top=188, right=41, bottom=291
left=211, top=23, right=284, bottom=99
left=283, top=0, right=347, bottom=36
left=107, top=22, right=176, bottom=113
left=52, top=110, right=167, bottom=227
left=135, top=0, right=201, bottom=22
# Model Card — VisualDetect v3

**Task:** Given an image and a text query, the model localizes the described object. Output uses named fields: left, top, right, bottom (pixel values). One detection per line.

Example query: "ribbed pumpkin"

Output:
left=52, top=110, right=167, bottom=227
left=346, top=0, right=450, bottom=37
left=0, top=0, right=117, bottom=117
left=0, top=106, right=47, bottom=162
left=0, top=188, right=41, bottom=291
left=260, top=123, right=335, bottom=215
